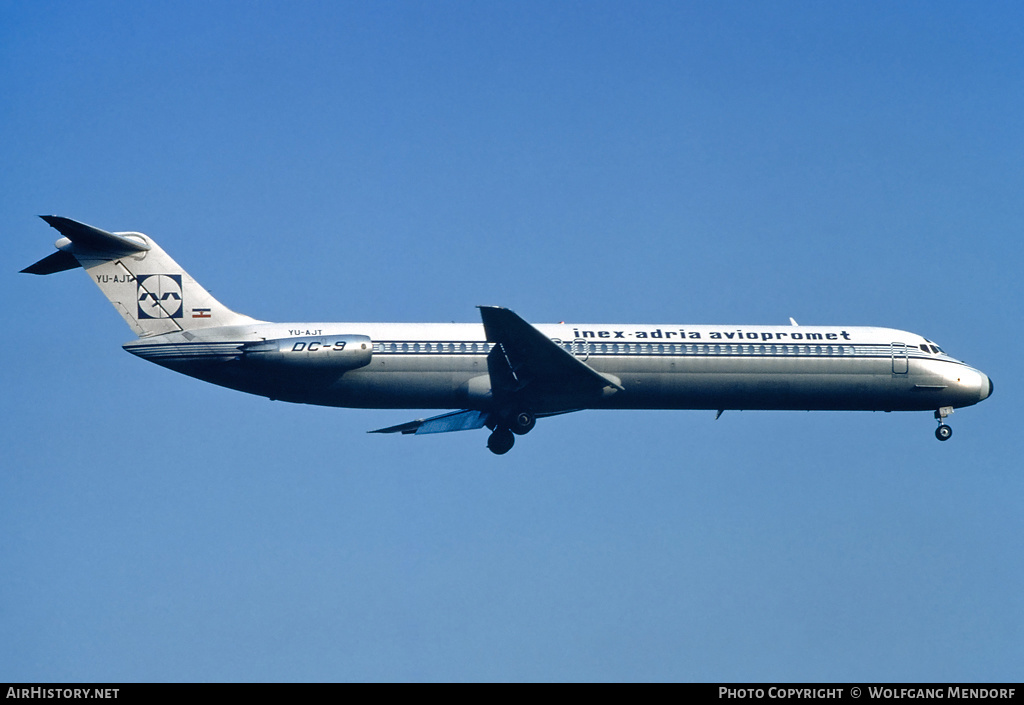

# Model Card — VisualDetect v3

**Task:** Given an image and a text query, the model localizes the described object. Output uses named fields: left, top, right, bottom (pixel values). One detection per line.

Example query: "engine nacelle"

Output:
left=241, top=335, right=372, bottom=370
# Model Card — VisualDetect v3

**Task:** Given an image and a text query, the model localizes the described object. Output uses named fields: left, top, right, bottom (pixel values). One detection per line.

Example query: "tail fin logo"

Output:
left=137, top=274, right=183, bottom=319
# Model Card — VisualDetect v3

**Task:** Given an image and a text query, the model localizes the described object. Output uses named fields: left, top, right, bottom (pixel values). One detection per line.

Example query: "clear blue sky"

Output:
left=2, top=0, right=1021, bottom=682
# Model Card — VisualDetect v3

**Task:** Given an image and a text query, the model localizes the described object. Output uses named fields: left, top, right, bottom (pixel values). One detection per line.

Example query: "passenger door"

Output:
left=891, top=342, right=909, bottom=374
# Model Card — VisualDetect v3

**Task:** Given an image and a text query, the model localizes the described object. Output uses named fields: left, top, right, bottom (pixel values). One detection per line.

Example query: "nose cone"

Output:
left=982, top=373, right=993, bottom=401
left=946, top=366, right=993, bottom=407
left=965, top=368, right=993, bottom=405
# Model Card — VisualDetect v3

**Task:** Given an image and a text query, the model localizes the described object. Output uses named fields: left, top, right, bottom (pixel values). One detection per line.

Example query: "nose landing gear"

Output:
left=934, top=407, right=953, bottom=442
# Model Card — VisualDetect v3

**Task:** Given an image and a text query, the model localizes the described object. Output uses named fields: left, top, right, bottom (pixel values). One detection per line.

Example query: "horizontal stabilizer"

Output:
left=39, top=215, right=150, bottom=255
left=21, top=249, right=81, bottom=275
left=370, top=409, right=490, bottom=435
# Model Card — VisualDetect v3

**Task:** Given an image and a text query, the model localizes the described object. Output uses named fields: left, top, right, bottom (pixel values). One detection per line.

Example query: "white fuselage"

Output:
left=124, top=320, right=992, bottom=414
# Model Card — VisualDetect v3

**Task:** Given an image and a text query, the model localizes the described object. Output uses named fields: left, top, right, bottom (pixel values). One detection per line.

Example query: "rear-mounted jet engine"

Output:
left=240, top=335, right=372, bottom=370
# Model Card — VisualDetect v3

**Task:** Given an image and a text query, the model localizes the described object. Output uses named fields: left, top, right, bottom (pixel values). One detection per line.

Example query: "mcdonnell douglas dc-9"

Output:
left=24, top=216, right=992, bottom=454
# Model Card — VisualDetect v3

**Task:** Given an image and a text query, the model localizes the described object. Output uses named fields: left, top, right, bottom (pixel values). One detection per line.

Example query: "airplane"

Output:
left=23, top=215, right=993, bottom=454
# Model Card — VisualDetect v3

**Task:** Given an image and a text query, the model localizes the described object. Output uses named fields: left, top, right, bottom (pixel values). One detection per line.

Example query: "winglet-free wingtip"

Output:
left=368, top=419, right=425, bottom=434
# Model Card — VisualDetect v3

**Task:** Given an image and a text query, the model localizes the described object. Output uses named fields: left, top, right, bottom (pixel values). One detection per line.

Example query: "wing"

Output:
left=479, top=305, right=623, bottom=400
left=369, top=409, right=491, bottom=435
left=370, top=307, right=620, bottom=436
left=369, top=408, right=582, bottom=436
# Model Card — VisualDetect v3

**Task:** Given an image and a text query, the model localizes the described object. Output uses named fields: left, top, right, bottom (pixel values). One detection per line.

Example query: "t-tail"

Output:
left=22, top=216, right=259, bottom=336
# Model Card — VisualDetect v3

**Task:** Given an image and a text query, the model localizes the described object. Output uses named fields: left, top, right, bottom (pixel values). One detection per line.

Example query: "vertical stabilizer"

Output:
left=23, top=216, right=261, bottom=336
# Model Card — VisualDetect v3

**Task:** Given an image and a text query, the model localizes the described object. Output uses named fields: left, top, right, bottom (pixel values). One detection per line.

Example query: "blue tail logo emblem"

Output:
left=137, top=274, right=183, bottom=319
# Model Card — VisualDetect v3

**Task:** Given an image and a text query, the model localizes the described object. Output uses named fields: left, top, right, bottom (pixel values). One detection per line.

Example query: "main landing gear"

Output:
left=486, top=410, right=536, bottom=455
left=487, top=428, right=515, bottom=455
left=934, top=406, right=953, bottom=442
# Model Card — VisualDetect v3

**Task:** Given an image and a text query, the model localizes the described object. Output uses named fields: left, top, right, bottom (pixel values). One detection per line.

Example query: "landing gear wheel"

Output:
left=510, top=411, right=536, bottom=436
left=935, top=424, right=952, bottom=442
left=487, top=428, right=515, bottom=455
